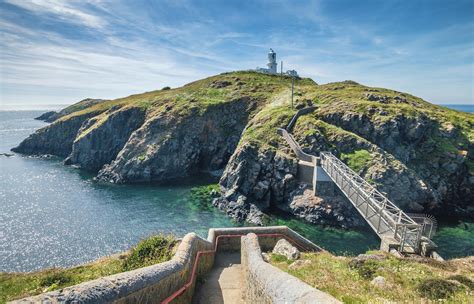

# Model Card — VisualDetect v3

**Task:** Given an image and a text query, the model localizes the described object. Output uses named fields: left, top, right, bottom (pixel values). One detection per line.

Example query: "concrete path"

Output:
left=193, top=252, right=244, bottom=304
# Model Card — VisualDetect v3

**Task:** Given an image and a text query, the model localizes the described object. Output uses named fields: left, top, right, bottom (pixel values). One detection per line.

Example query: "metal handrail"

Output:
left=277, top=108, right=436, bottom=253
left=161, top=233, right=315, bottom=304
left=320, top=152, right=422, bottom=245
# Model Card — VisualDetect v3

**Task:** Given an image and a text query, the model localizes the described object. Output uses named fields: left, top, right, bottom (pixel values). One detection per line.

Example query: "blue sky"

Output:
left=0, top=0, right=473, bottom=106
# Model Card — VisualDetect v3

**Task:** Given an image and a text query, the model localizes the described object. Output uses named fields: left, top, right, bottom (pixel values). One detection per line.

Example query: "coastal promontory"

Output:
left=13, top=71, right=474, bottom=227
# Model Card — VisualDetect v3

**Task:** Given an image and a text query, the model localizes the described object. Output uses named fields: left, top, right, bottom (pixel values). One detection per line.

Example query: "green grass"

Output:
left=241, top=105, right=295, bottom=149
left=0, top=234, right=176, bottom=303
left=271, top=251, right=473, bottom=303
left=341, top=150, right=372, bottom=173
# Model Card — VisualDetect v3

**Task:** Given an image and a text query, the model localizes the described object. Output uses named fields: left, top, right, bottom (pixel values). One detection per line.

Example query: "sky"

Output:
left=0, top=0, right=473, bottom=107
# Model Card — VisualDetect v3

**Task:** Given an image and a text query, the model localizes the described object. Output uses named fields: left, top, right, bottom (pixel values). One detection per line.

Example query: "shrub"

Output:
left=39, top=272, right=73, bottom=287
left=448, top=275, right=474, bottom=289
left=355, top=260, right=378, bottom=279
left=161, top=86, right=171, bottom=90
left=417, top=279, right=459, bottom=299
left=122, top=234, right=176, bottom=271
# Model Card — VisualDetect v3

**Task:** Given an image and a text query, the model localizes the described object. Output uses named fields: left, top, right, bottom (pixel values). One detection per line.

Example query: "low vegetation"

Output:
left=270, top=251, right=473, bottom=303
left=341, top=149, right=372, bottom=173
left=0, top=234, right=177, bottom=303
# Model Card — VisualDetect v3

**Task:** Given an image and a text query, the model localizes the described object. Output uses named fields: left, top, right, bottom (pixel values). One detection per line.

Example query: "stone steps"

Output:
left=193, top=253, right=244, bottom=304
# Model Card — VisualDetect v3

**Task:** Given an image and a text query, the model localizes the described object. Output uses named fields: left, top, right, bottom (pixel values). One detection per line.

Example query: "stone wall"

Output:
left=241, top=233, right=341, bottom=304
left=11, top=226, right=328, bottom=304
left=11, top=233, right=214, bottom=304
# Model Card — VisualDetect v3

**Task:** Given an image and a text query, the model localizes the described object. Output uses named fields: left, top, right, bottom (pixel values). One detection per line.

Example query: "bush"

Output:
left=161, top=86, right=171, bottom=90
left=448, top=275, right=474, bottom=289
left=417, top=279, right=459, bottom=299
left=122, top=234, right=176, bottom=271
left=39, top=272, right=73, bottom=287
left=355, top=260, right=378, bottom=279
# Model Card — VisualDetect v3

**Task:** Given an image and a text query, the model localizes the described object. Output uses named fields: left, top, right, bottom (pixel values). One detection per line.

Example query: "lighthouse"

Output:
left=255, top=48, right=298, bottom=77
left=267, top=48, right=277, bottom=74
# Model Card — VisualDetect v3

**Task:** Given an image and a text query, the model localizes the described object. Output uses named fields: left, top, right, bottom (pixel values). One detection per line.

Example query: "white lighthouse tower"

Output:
left=255, top=48, right=297, bottom=76
left=267, top=48, right=277, bottom=74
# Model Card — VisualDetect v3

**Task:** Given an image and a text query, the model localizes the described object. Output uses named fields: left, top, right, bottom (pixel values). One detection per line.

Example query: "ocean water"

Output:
left=441, top=104, right=474, bottom=113
left=0, top=110, right=472, bottom=272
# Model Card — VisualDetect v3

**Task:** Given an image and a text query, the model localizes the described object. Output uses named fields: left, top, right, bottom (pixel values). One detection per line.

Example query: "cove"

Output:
left=0, top=111, right=472, bottom=273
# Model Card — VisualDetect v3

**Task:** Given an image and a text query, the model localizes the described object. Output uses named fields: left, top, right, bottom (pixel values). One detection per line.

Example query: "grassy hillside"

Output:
left=17, top=71, right=474, bottom=219
left=270, top=251, right=474, bottom=303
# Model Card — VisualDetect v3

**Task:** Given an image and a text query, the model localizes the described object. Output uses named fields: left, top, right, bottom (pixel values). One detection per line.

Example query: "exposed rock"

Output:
left=12, top=113, right=97, bottom=157
left=349, top=254, right=387, bottom=269
left=272, top=239, right=300, bottom=260
left=210, top=80, right=231, bottom=88
left=370, top=276, right=386, bottom=288
left=97, top=98, right=251, bottom=183
left=13, top=71, right=473, bottom=227
left=64, top=107, right=146, bottom=171
left=35, top=111, right=57, bottom=121
left=262, top=252, right=271, bottom=263
left=285, top=184, right=365, bottom=228
left=289, top=259, right=311, bottom=269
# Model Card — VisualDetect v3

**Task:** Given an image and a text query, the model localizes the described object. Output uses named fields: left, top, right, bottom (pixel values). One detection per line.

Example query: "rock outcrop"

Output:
left=12, top=113, right=97, bottom=157
left=97, top=99, right=252, bottom=183
left=12, top=71, right=474, bottom=227
left=64, top=107, right=146, bottom=171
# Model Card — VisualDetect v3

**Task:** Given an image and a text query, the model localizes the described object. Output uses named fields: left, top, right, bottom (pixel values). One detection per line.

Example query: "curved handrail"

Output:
left=161, top=232, right=316, bottom=304
left=277, top=128, right=315, bottom=163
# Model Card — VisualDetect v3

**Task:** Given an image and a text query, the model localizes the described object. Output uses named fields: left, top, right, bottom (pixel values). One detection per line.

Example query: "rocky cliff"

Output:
left=13, top=72, right=474, bottom=226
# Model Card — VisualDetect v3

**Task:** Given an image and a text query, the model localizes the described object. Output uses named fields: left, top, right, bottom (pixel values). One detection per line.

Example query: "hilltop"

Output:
left=13, top=71, right=474, bottom=227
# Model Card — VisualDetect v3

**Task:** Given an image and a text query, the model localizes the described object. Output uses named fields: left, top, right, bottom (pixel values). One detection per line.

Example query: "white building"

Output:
left=255, top=48, right=298, bottom=77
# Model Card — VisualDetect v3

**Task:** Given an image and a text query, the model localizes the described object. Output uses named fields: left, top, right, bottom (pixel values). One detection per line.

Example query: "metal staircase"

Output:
left=278, top=108, right=437, bottom=255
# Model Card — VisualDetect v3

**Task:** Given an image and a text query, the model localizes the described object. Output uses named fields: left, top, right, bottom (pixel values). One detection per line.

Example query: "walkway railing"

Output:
left=162, top=232, right=318, bottom=304
left=277, top=107, right=435, bottom=254
left=320, top=152, right=422, bottom=252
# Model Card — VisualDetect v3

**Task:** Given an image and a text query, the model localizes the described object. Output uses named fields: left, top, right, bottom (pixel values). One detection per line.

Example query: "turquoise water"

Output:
left=0, top=111, right=472, bottom=272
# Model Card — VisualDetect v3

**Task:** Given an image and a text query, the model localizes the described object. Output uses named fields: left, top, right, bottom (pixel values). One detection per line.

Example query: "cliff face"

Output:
left=12, top=113, right=97, bottom=157
left=64, top=106, right=146, bottom=171
left=97, top=98, right=253, bottom=183
left=13, top=72, right=474, bottom=226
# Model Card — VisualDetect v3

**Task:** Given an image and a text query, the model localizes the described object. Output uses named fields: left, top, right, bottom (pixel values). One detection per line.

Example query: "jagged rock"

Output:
left=64, top=107, right=146, bottom=171
left=97, top=99, right=251, bottom=183
left=12, top=71, right=473, bottom=226
left=12, top=113, right=97, bottom=157
left=272, top=239, right=300, bottom=260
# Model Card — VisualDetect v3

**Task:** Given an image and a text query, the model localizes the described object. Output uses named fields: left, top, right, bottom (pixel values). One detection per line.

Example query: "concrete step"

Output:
left=193, top=252, right=244, bottom=304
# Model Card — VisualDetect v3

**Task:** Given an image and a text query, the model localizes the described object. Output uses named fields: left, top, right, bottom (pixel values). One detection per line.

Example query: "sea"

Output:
left=0, top=105, right=472, bottom=272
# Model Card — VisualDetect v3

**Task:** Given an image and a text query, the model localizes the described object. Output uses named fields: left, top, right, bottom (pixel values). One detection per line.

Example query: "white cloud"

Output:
left=4, top=0, right=105, bottom=29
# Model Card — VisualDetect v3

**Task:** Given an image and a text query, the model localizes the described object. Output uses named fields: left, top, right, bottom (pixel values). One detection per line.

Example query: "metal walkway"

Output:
left=278, top=108, right=436, bottom=255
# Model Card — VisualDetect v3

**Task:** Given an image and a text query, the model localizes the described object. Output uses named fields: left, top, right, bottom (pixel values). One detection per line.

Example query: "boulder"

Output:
left=272, top=239, right=300, bottom=260
left=370, top=276, right=386, bottom=288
